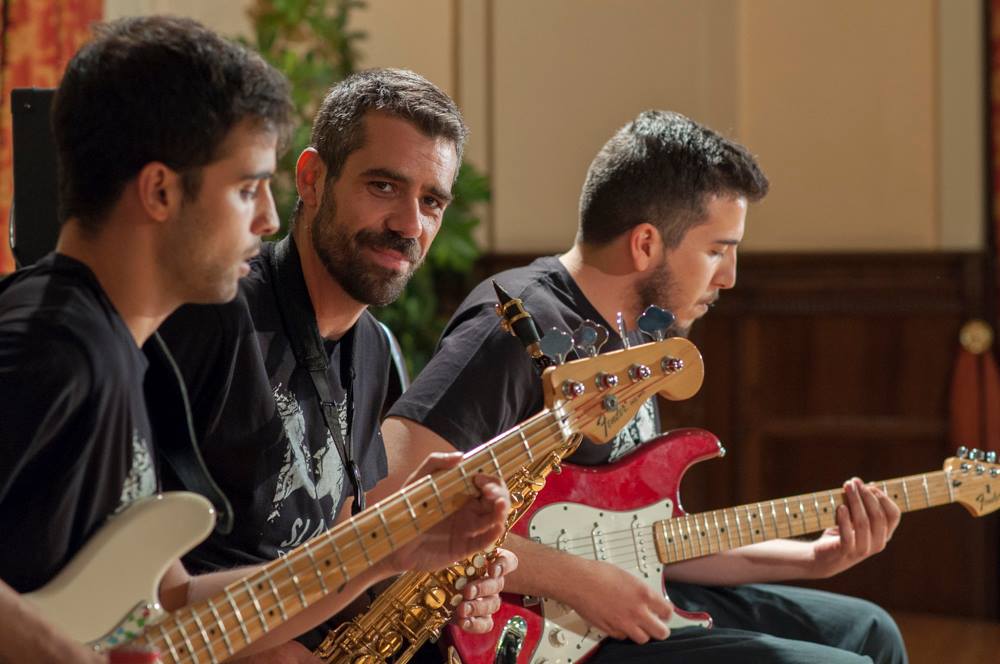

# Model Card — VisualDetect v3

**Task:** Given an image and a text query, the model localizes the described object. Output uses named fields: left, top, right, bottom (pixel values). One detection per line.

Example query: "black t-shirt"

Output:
left=158, top=240, right=390, bottom=572
left=0, top=254, right=157, bottom=592
left=389, top=256, right=659, bottom=465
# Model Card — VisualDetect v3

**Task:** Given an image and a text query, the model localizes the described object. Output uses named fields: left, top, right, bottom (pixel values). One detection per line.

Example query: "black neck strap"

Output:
left=266, top=236, right=366, bottom=515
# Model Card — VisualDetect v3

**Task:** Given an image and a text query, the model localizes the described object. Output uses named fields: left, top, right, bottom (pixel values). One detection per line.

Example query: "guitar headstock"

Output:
left=944, top=447, right=1000, bottom=517
left=540, top=337, right=704, bottom=443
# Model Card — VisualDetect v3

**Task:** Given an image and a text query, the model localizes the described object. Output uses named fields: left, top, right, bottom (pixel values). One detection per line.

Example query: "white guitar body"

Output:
left=526, top=501, right=710, bottom=664
left=25, top=492, right=215, bottom=652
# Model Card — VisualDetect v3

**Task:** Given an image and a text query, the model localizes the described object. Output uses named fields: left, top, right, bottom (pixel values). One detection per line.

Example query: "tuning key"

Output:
left=538, top=327, right=574, bottom=365
left=987, top=451, right=997, bottom=464
left=957, top=445, right=968, bottom=458
left=636, top=305, right=676, bottom=342
left=572, top=320, right=609, bottom=358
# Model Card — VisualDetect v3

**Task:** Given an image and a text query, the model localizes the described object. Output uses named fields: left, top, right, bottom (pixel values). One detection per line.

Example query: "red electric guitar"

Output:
left=446, top=429, right=1000, bottom=664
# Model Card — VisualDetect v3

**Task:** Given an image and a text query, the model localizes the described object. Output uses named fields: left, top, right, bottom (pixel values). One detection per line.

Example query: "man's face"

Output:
left=310, top=112, right=458, bottom=306
left=636, top=194, right=746, bottom=335
left=167, top=120, right=279, bottom=303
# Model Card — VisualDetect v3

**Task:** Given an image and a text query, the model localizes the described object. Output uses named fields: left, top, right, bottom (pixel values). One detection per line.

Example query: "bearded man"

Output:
left=158, top=69, right=515, bottom=662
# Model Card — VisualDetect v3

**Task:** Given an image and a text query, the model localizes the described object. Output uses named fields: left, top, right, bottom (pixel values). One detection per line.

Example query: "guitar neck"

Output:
left=653, top=470, right=956, bottom=565
left=141, top=409, right=572, bottom=663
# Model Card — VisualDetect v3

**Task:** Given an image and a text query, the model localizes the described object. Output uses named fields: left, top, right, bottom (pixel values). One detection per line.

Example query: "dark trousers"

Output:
left=590, top=583, right=907, bottom=664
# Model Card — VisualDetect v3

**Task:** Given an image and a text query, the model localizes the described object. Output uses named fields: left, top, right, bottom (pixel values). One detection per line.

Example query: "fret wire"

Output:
left=921, top=475, right=931, bottom=507
left=812, top=493, right=822, bottom=529
left=828, top=492, right=837, bottom=520
left=712, top=511, right=724, bottom=552
left=302, top=542, right=330, bottom=594
left=206, top=599, right=234, bottom=656
left=667, top=519, right=680, bottom=562
left=281, top=556, right=308, bottom=608
left=457, top=464, right=474, bottom=493
left=519, top=429, right=535, bottom=463
left=158, top=623, right=181, bottom=662
left=173, top=613, right=197, bottom=663
left=349, top=518, right=375, bottom=567
left=376, top=506, right=398, bottom=550
left=264, top=572, right=288, bottom=622
left=429, top=476, right=447, bottom=514
left=945, top=469, right=955, bottom=502
left=701, top=513, right=713, bottom=554
left=723, top=510, right=735, bottom=550
left=768, top=501, right=780, bottom=538
left=686, top=517, right=701, bottom=557
left=797, top=500, right=807, bottom=534
left=223, top=588, right=251, bottom=644
left=487, top=446, right=505, bottom=483
left=901, top=479, right=911, bottom=510
left=782, top=499, right=793, bottom=536
left=190, top=609, right=217, bottom=664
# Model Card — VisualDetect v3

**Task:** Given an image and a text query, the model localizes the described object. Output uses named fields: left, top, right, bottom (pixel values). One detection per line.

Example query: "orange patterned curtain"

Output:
left=953, top=0, right=1000, bottom=453
left=0, top=0, right=101, bottom=275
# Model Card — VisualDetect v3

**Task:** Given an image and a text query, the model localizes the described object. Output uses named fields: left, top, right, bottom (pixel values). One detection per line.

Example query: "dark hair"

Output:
left=53, top=15, right=293, bottom=229
left=293, top=68, right=467, bottom=222
left=578, top=110, right=769, bottom=247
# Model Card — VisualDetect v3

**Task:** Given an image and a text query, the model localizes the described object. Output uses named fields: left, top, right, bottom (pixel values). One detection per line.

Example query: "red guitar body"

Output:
left=446, top=428, right=724, bottom=664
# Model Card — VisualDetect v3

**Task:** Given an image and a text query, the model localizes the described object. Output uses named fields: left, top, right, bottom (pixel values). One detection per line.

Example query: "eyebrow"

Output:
left=240, top=170, right=274, bottom=181
left=714, top=239, right=741, bottom=246
left=361, top=167, right=454, bottom=204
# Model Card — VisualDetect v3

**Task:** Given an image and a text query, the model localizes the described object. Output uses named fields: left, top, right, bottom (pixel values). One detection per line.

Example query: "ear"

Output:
left=627, top=223, right=664, bottom=272
left=296, top=148, right=326, bottom=209
left=135, top=162, right=183, bottom=223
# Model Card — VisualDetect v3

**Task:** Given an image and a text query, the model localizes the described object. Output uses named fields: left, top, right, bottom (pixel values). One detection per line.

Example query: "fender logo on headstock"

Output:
left=976, top=483, right=1000, bottom=512
left=595, top=393, right=644, bottom=439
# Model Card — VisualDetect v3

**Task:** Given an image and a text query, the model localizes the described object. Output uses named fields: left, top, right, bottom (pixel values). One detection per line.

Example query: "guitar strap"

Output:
left=144, top=333, right=234, bottom=534
left=265, top=236, right=366, bottom=516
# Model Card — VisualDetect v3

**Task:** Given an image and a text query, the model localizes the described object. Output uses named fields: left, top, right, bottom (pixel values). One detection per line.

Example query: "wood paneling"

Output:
left=479, top=251, right=998, bottom=618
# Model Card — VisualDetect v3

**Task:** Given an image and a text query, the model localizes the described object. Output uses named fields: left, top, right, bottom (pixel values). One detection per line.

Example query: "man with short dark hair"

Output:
left=383, top=110, right=907, bottom=663
left=0, top=22, right=508, bottom=662
left=159, top=68, right=516, bottom=658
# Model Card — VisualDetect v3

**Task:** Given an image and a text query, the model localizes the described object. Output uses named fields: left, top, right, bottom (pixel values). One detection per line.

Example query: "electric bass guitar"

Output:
left=447, top=429, right=1000, bottom=664
left=26, top=336, right=705, bottom=662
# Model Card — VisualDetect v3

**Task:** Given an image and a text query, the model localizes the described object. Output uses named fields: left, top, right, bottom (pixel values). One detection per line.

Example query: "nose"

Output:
left=715, top=249, right=737, bottom=290
left=252, top=182, right=280, bottom=237
left=386, top=196, right=424, bottom=240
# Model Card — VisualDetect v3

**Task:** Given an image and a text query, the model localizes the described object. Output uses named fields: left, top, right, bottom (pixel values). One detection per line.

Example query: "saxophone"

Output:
left=313, top=443, right=577, bottom=664
left=314, top=283, right=575, bottom=664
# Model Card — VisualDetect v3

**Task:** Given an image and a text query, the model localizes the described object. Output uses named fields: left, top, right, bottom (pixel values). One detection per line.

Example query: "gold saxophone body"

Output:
left=313, top=439, right=578, bottom=664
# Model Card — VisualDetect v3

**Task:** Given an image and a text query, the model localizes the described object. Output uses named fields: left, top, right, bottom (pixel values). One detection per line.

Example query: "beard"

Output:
left=310, top=187, right=424, bottom=306
left=634, top=258, right=691, bottom=339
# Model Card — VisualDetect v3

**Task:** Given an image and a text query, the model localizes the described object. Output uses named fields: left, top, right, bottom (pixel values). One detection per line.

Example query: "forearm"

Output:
left=0, top=579, right=105, bottom=664
left=663, top=539, right=819, bottom=586
left=503, top=534, right=594, bottom=603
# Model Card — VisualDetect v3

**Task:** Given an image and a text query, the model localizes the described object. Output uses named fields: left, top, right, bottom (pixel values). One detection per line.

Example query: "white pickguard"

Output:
left=525, top=501, right=709, bottom=664
left=25, top=492, right=215, bottom=651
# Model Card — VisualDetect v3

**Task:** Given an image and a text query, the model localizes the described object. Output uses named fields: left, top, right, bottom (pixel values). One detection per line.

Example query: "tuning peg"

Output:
left=616, top=312, right=630, bottom=349
left=538, top=327, right=574, bottom=365
left=987, top=451, right=997, bottom=464
left=957, top=445, right=968, bottom=458
left=636, top=306, right=676, bottom=342
left=572, top=320, right=609, bottom=358
left=970, top=448, right=981, bottom=461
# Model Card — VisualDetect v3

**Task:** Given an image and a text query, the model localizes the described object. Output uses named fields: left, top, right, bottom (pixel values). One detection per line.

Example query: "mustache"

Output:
left=355, top=228, right=421, bottom=264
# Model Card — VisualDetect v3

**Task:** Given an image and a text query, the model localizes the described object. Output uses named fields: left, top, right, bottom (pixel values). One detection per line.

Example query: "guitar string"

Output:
left=147, top=358, right=686, bottom=661
left=535, top=476, right=956, bottom=549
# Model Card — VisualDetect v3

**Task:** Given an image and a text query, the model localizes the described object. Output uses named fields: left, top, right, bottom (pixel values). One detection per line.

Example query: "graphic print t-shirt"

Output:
left=0, top=253, right=157, bottom=592
left=159, top=241, right=390, bottom=572
left=389, top=256, right=660, bottom=464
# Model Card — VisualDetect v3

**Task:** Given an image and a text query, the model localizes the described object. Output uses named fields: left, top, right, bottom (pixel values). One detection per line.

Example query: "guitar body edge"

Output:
left=447, top=428, right=722, bottom=664
left=25, top=491, right=215, bottom=649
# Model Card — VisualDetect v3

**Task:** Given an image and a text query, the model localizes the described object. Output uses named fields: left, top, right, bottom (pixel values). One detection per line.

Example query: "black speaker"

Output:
left=10, top=87, right=59, bottom=268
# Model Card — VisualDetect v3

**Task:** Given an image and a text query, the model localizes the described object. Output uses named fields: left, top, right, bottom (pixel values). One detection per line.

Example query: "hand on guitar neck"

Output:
left=662, top=477, right=901, bottom=585
left=381, top=452, right=511, bottom=575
